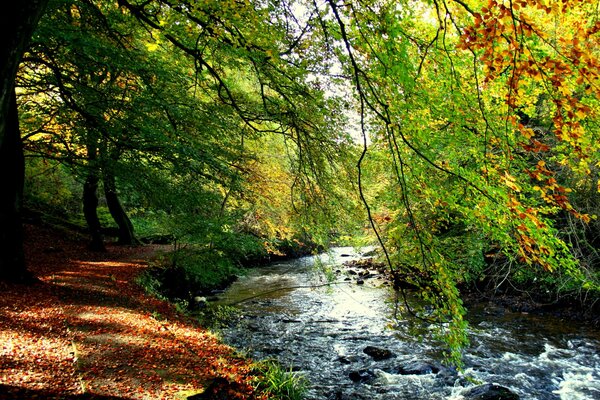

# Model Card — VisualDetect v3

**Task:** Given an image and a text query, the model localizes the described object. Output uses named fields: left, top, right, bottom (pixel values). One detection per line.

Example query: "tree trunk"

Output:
left=82, top=172, right=102, bottom=253
left=83, top=169, right=105, bottom=251
left=103, top=172, right=136, bottom=245
left=0, top=91, right=27, bottom=281
left=0, top=0, right=49, bottom=282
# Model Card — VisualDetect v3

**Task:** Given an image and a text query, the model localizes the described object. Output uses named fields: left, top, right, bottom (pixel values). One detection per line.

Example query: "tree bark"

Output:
left=0, top=0, right=49, bottom=282
left=0, top=91, right=27, bottom=281
left=83, top=169, right=106, bottom=251
left=103, top=172, right=136, bottom=245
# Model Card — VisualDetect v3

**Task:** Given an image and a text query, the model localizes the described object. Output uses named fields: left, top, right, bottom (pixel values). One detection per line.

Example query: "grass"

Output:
left=252, top=360, right=307, bottom=400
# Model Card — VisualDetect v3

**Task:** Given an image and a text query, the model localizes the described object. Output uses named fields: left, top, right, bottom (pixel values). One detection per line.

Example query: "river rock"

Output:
left=462, top=383, right=519, bottom=400
left=348, top=369, right=375, bottom=383
left=281, top=318, right=301, bottom=323
left=337, top=355, right=359, bottom=364
left=437, top=365, right=462, bottom=385
left=363, top=345, right=395, bottom=361
left=395, top=361, right=441, bottom=375
left=247, top=323, right=261, bottom=332
left=483, top=304, right=506, bottom=317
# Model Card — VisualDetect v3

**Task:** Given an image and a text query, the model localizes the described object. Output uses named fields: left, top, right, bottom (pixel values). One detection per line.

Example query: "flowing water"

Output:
left=217, top=248, right=600, bottom=399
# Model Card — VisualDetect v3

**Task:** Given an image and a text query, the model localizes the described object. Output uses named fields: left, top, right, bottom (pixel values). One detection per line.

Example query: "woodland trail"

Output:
left=0, top=224, right=262, bottom=400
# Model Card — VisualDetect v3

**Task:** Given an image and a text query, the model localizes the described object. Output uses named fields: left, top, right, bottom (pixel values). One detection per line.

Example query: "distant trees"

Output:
left=20, top=0, right=160, bottom=249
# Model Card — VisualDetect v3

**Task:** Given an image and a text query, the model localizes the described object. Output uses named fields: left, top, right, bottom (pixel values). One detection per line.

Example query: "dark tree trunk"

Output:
left=0, top=0, right=49, bottom=282
left=103, top=172, right=136, bottom=245
left=83, top=169, right=105, bottom=251
left=0, top=91, right=27, bottom=281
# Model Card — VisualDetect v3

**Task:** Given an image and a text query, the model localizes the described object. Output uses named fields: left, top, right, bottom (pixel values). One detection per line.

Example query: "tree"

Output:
left=306, top=0, right=600, bottom=362
left=20, top=0, right=155, bottom=249
left=0, top=0, right=49, bottom=281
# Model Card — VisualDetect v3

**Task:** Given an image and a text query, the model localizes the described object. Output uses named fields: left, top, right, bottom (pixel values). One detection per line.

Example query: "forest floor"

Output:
left=0, top=224, right=265, bottom=400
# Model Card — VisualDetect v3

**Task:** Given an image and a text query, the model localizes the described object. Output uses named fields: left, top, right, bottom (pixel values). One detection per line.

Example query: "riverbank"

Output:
left=0, top=224, right=266, bottom=399
left=340, top=255, right=600, bottom=327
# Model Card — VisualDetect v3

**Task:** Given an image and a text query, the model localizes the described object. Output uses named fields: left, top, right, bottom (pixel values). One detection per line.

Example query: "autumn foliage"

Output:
left=456, top=0, right=600, bottom=269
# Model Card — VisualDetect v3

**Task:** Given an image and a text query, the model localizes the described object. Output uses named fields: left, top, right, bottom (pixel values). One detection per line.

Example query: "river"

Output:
left=217, top=247, right=600, bottom=399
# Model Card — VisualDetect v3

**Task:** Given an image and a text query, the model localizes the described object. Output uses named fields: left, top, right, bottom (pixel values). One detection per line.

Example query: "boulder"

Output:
left=337, top=355, right=359, bottom=364
left=396, top=361, right=440, bottom=375
left=363, top=346, right=395, bottom=361
left=437, top=365, right=462, bottom=385
left=462, top=383, right=519, bottom=400
left=348, top=369, right=375, bottom=383
left=483, top=304, right=506, bottom=317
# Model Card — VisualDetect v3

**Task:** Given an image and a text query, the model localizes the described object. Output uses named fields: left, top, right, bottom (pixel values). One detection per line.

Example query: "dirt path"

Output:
left=0, top=225, right=263, bottom=399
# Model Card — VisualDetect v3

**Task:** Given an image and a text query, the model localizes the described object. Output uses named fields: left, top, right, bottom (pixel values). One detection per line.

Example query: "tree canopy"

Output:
left=2, top=0, right=599, bottom=363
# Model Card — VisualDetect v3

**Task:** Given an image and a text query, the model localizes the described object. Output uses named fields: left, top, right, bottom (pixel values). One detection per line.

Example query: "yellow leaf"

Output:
left=146, top=42, right=159, bottom=52
left=521, top=127, right=535, bottom=139
left=575, top=108, right=587, bottom=119
left=504, top=172, right=521, bottom=192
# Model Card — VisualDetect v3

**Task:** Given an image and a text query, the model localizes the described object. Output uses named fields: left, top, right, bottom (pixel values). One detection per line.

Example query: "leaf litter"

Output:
left=0, top=225, right=265, bottom=399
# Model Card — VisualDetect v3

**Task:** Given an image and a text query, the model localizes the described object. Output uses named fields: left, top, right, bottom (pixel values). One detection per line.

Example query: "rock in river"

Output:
left=395, top=360, right=441, bottom=375
left=462, top=383, right=519, bottom=400
left=363, top=345, right=395, bottom=361
left=348, top=369, right=376, bottom=383
left=337, top=355, right=359, bottom=364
